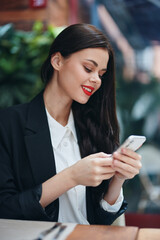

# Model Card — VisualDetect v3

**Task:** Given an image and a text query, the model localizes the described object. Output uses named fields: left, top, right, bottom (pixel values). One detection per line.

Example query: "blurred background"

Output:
left=0, top=0, right=160, bottom=228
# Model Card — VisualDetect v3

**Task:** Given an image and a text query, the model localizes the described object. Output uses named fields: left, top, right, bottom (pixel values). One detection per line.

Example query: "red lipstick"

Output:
left=81, top=85, right=94, bottom=96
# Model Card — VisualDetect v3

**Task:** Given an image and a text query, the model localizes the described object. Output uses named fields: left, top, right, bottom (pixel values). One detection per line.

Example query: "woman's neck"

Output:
left=43, top=82, right=72, bottom=127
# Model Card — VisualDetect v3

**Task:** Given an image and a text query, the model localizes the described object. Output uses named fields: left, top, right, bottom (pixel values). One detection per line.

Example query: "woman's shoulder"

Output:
left=0, top=90, right=44, bottom=119
left=0, top=90, right=44, bottom=127
left=0, top=103, right=29, bottom=127
left=0, top=102, right=28, bottom=117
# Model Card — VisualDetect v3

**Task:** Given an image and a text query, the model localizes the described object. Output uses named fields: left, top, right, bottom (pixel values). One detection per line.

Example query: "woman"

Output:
left=0, top=24, right=142, bottom=224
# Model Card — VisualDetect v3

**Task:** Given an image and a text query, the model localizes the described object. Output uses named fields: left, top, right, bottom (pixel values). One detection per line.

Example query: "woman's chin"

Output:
left=76, top=97, right=90, bottom=104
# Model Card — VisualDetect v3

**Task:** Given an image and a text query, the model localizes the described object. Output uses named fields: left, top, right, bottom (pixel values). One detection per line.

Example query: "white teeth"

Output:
left=82, top=86, right=92, bottom=92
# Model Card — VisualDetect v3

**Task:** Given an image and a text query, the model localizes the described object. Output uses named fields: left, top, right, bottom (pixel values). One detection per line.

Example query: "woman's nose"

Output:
left=89, top=74, right=101, bottom=84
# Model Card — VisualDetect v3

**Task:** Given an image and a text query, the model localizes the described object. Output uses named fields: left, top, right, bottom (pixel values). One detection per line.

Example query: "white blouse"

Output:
left=46, top=109, right=123, bottom=224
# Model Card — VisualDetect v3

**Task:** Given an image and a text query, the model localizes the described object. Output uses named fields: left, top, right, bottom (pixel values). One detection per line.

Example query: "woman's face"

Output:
left=52, top=47, right=109, bottom=104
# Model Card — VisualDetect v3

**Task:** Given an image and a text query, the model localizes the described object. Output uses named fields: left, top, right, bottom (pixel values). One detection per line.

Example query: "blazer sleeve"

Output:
left=94, top=199, right=128, bottom=225
left=86, top=182, right=128, bottom=225
left=0, top=114, right=58, bottom=221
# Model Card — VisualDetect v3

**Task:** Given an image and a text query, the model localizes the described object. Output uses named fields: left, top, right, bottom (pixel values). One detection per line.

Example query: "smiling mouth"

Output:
left=82, top=85, right=94, bottom=96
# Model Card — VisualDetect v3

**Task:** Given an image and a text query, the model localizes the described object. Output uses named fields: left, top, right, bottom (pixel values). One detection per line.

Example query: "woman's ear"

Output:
left=50, top=52, right=63, bottom=70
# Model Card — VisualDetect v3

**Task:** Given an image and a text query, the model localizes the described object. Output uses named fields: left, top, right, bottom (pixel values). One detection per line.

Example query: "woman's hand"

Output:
left=70, top=152, right=115, bottom=187
left=112, top=148, right=142, bottom=180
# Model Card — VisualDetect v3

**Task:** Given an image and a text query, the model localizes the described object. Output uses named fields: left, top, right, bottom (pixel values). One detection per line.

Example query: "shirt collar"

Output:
left=66, top=110, right=77, bottom=142
left=46, top=109, right=77, bottom=149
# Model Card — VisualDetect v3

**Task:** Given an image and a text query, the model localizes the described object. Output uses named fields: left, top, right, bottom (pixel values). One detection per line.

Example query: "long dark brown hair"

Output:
left=41, top=23, right=119, bottom=158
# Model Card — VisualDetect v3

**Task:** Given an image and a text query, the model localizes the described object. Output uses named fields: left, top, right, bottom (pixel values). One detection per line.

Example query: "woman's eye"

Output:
left=99, top=72, right=106, bottom=80
left=99, top=75, right=103, bottom=79
left=84, top=66, right=92, bottom=73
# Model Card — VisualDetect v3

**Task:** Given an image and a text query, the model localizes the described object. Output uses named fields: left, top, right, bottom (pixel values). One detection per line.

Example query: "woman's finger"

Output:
left=120, top=148, right=142, bottom=160
left=113, top=159, right=141, bottom=176
left=100, top=172, right=115, bottom=180
left=113, top=152, right=142, bottom=169
left=89, top=157, right=113, bottom=167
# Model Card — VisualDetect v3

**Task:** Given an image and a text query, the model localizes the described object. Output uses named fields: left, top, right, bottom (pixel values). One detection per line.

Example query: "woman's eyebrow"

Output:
left=85, top=59, right=107, bottom=71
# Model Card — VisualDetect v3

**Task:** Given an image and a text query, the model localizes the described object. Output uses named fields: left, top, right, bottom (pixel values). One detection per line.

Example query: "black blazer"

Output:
left=0, top=91, right=127, bottom=224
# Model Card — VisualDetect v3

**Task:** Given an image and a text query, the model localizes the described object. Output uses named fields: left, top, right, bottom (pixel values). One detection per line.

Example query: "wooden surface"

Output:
left=0, top=219, right=76, bottom=240
left=0, top=0, right=69, bottom=31
left=137, top=228, right=160, bottom=240
left=1, top=218, right=160, bottom=240
left=1, top=0, right=28, bottom=10
left=0, top=0, right=46, bottom=31
left=67, top=224, right=139, bottom=240
left=0, top=10, right=46, bottom=21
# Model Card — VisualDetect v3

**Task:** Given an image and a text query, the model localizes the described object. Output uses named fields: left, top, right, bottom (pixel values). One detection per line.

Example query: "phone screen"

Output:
left=117, top=135, right=146, bottom=152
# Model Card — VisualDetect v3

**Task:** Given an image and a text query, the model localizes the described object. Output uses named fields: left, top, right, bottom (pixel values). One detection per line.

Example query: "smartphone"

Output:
left=116, top=135, right=146, bottom=153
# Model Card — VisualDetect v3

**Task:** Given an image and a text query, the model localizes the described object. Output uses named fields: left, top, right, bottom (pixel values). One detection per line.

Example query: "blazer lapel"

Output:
left=24, top=91, right=56, bottom=185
